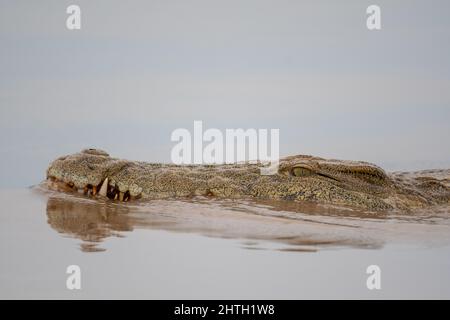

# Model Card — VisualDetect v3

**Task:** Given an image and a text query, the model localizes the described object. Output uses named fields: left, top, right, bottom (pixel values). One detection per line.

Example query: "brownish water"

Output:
left=1, top=186, right=450, bottom=299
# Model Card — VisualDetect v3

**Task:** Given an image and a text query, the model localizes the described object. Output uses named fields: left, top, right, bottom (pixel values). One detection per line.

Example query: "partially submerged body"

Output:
left=45, top=149, right=450, bottom=212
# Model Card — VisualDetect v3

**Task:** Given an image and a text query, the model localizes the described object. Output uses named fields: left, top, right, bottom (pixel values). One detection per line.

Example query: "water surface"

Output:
left=1, top=187, right=450, bottom=299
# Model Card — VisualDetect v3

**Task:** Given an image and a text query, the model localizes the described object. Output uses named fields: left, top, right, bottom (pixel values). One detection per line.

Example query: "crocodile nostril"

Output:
left=81, top=148, right=110, bottom=157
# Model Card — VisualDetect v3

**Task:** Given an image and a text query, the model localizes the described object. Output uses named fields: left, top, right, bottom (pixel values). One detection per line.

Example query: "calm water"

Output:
left=1, top=186, right=450, bottom=299
left=2, top=0, right=450, bottom=300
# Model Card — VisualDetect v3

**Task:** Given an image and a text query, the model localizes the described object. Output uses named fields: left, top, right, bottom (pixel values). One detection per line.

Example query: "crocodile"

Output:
left=45, top=148, right=450, bottom=212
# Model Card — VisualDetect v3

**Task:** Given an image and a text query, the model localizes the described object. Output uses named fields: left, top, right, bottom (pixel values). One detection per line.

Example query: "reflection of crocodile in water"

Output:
left=45, top=148, right=450, bottom=211
left=46, top=196, right=133, bottom=252
left=45, top=195, right=384, bottom=253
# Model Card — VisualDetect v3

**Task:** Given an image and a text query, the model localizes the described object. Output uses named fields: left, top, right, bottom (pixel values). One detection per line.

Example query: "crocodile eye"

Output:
left=292, top=167, right=314, bottom=177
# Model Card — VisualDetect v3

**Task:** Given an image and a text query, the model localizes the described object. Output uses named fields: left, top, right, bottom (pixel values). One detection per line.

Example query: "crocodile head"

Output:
left=45, top=149, right=449, bottom=211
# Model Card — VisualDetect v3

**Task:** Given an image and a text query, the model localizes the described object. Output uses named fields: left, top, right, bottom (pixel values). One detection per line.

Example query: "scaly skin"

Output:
left=45, top=148, right=450, bottom=211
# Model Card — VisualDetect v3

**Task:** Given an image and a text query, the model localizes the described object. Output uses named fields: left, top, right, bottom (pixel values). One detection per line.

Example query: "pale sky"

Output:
left=1, top=0, right=449, bottom=186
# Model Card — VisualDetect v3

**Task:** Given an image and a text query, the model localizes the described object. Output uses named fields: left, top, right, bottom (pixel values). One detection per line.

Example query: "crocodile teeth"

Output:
left=92, top=186, right=97, bottom=196
left=119, top=192, right=124, bottom=201
left=98, top=178, right=108, bottom=197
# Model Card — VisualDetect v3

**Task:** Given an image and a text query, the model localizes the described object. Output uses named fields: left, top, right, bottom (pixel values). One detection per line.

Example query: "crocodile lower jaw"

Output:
left=46, top=176, right=141, bottom=202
